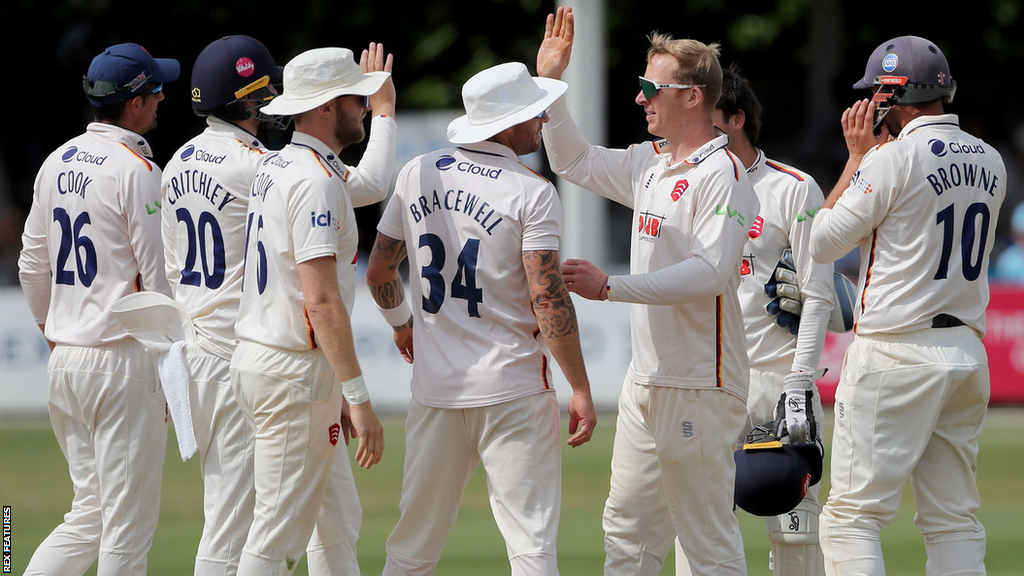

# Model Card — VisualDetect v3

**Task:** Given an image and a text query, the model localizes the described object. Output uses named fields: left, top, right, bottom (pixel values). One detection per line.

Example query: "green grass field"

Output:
left=2, top=408, right=1022, bottom=575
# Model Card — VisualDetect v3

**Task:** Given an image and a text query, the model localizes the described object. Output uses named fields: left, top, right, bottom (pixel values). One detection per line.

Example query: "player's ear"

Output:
left=733, top=108, right=746, bottom=131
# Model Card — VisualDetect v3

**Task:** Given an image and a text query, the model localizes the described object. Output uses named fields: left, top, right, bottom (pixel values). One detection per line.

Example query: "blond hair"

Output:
left=647, top=32, right=722, bottom=110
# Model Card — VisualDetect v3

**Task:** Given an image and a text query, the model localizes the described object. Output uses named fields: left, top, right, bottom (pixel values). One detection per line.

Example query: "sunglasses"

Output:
left=149, top=83, right=163, bottom=94
left=638, top=76, right=704, bottom=100
left=83, top=72, right=156, bottom=98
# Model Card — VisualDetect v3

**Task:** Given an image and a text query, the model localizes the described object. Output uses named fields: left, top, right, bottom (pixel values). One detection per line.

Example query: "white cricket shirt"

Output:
left=738, top=151, right=834, bottom=372
left=377, top=141, right=562, bottom=408
left=19, top=122, right=170, bottom=346
left=542, top=98, right=758, bottom=400
left=161, top=118, right=265, bottom=359
left=235, top=132, right=359, bottom=351
left=811, top=114, right=1006, bottom=336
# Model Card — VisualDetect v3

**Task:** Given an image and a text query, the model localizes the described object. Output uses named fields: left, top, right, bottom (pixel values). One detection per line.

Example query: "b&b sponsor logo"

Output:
left=181, top=145, right=226, bottom=164
left=638, top=211, right=664, bottom=241
left=436, top=155, right=501, bottom=180
left=61, top=146, right=107, bottom=166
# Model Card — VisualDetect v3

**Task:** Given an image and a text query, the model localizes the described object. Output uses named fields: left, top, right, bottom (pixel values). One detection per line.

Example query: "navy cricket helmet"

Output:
left=191, top=35, right=282, bottom=119
left=733, top=421, right=823, bottom=517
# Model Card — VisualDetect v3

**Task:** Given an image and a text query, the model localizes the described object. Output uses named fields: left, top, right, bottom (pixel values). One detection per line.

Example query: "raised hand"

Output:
left=537, top=6, right=575, bottom=80
left=361, top=42, right=395, bottom=117
left=842, top=99, right=888, bottom=160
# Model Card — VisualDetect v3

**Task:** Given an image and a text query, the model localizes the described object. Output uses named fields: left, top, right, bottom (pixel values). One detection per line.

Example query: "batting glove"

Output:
left=775, top=369, right=826, bottom=446
left=764, top=248, right=802, bottom=335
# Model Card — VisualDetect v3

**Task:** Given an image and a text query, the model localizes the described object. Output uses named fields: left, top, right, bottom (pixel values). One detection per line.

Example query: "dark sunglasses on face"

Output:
left=638, top=76, right=705, bottom=100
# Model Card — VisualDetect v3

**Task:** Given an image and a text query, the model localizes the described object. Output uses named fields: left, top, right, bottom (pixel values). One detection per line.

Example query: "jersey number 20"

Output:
left=418, top=233, right=483, bottom=317
left=176, top=208, right=226, bottom=289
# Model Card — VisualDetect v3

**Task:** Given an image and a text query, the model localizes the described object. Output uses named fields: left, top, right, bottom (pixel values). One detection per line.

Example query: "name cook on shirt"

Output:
left=55, top=146, right=107, bottom=199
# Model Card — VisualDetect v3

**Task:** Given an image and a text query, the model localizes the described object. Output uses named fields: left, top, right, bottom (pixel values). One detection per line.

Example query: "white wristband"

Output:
left=341, top=375, right=370, bottom=405
left=376, top=301, right=412, bottom=328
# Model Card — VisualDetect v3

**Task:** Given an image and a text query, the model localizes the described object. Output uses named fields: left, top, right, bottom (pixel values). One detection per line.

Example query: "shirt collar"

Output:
left=87, top=122, right=154, bottom=158
left=745, top=148, right=766, bottom=176
left=290, top=131, right=348, bottom=178
left=899, top=113, right=960, bottom=139
left=206, top=117, right=266, bottom=151
left=456, top=140, right=518, bottom=160
left=660, top=133, right=731, bottom=169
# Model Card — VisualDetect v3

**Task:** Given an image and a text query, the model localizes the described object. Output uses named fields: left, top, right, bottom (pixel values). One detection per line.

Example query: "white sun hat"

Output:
left=260, top=47, right=389, bottom=116
left=110, top=291, right=196, bottom=352
left=447, top=62, right=567, bottom=144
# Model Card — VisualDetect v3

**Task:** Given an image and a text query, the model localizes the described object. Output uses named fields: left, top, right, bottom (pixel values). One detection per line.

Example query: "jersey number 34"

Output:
left=418, top=233, right=483, bottom=318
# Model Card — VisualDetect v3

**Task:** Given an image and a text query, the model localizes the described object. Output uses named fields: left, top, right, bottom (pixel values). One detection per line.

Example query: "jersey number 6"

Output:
left=418, top=233, right=483, bottom=317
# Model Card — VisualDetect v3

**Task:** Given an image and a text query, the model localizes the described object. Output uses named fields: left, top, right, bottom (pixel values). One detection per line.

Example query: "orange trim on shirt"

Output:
left=309, top=149, right=332, bottom=177
left=304, top=308, right=318, bottom=349
left=726, top=151, right=741, bottom=181
left=715, top=295, right=724, bottom=387
left=854, top=230, right=879, bottom=334
left=120, top=143, right=152, bottom=171
left=765, top=160, right=805, bottom=182
left=518, top=162, right=550, bottom=183
left=235, top=139, right=267, bottom=155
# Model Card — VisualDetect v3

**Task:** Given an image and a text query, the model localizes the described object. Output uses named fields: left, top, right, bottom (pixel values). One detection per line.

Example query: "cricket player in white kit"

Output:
left=538, top=9, right=757, bottom=575
left=367, top=61, right=597, bottom=576
left=810, top=36, right=1005, bottom=575
left=675, top=64, right=835, bottom=576
left=162, top=36, right=395, bottom=576
left=229, top=46, right=392, bottom=576
left=18, top=44, right=179, bottom=576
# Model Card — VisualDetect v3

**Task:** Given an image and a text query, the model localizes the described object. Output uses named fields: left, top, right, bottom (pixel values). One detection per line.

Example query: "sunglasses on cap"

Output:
left=84, top=71, right=156, bottom=98
left=638, top=77, right=704, bottom=100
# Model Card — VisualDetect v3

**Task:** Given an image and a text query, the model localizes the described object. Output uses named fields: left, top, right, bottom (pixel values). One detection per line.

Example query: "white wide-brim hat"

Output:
left=261, top=47, right=389, bottom=116
left=447, top=62, right=567, bottom=144
left=110, top=291, right=196, bottom=352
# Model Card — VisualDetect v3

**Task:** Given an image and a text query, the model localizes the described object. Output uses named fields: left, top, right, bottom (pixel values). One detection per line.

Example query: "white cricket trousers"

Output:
left=605, top=379, right=747, bottom=576
left=24, top=340, right=167, bottom=576
left=383, top=391, right=561, bottom=576
left=187, top=345, right=255, bottom=576
left=820, top=326, right=988, bottom=576
left=230, top=341, right=354, bottom=576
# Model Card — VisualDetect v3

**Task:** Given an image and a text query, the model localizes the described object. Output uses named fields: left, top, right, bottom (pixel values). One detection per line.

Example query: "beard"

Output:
left=334, top=112, right=366, bottom=149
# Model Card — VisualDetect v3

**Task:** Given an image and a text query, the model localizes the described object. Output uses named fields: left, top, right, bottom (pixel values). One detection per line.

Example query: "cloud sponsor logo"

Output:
left=436, top=155, right=457, bottom=171
left=929, top=139, right=947, bottom=157
left=61, top=146, right=107, bottom=166
left=182, top=145, right=226, bottom=164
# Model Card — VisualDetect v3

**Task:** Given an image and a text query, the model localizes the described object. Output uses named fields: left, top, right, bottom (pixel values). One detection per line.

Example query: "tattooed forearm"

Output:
left=523, top=250, right=579, bottom=339
left=370, top=277, right=406, bottom=309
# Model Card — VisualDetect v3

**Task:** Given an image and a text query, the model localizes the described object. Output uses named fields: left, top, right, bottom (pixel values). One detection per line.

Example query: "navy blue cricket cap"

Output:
left=84, top=43, right=180, bottom=107
left=191, top=35, right=282, bottom=114
left=853, top=36, right=953, bottom=90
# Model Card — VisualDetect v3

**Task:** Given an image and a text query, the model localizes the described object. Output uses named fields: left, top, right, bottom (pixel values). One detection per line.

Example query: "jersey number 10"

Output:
left=934, top=202, right=990, bottom=282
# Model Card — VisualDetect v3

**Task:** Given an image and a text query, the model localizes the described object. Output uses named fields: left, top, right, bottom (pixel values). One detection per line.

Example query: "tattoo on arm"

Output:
left=523, top=250, right=579, bottom=339
left=368, top=234, right=408, bottom=309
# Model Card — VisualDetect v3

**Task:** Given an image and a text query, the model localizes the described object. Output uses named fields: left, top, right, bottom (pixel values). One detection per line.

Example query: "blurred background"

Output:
left=2, top=3, right=1024, bottom=574
left=2, top=0, right=1024, bottom=275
